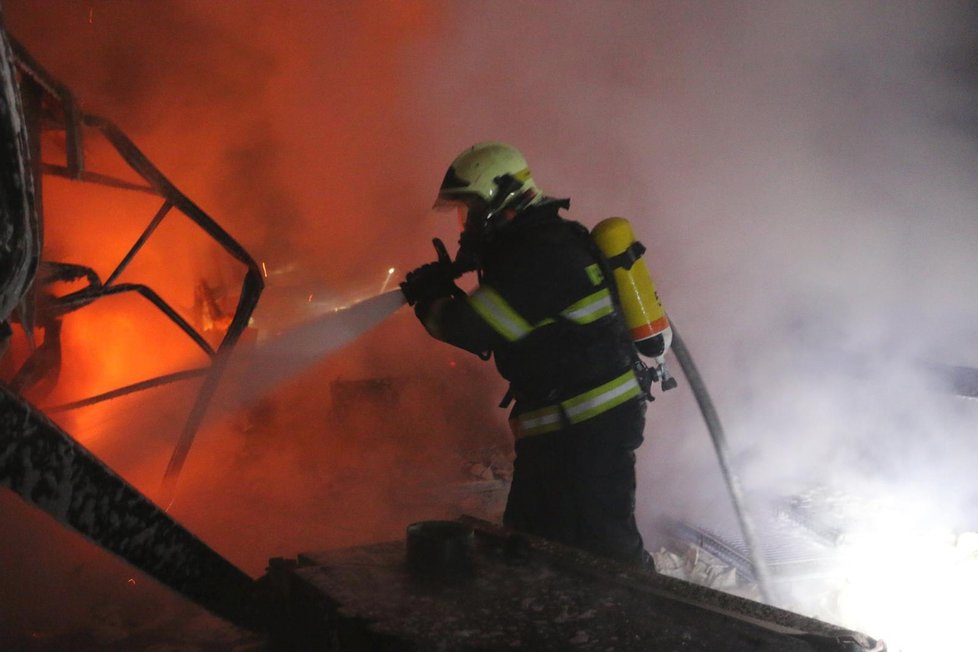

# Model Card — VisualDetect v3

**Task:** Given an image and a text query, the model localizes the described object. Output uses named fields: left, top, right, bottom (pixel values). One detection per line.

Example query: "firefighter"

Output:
left=401, top=142, right=657, bottom=568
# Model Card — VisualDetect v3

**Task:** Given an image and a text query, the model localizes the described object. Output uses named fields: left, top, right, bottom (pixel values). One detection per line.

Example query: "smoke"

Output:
left=400, top=0, right=978, bottom=568
left=2, top=0, right=978, bottom=647
left=415, top=4, right=978, bottom=513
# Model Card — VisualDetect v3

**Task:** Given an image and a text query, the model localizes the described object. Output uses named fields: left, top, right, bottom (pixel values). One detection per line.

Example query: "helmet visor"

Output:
left=431, top=197, right=468, bottom=231
left=433, top=194, right=487, bottom=231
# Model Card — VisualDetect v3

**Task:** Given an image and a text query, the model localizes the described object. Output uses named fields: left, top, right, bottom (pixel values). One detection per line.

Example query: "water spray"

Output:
left=212, top=289, right=407, bottom=413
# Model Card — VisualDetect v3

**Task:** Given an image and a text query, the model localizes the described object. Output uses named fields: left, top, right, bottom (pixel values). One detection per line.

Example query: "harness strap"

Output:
left=509, top=369, right=642, bottom=439
left=605, top=240, right=646, bottom=271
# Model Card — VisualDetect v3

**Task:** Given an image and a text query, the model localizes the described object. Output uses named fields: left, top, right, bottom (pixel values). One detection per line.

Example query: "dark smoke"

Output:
left=2, top=0, right=977, bottom=648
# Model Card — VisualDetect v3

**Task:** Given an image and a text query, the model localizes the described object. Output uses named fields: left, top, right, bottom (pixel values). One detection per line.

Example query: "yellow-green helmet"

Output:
left=437, top=142, right=543, bottom=213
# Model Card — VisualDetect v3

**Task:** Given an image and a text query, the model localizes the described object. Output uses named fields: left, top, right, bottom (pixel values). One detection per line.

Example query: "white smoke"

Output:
left=413, top=1, right=978, bottom=507
left=412, top=2, right=978, bottom=644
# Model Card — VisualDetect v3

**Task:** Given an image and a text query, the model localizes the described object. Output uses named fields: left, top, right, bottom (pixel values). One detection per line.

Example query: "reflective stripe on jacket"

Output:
left=467, top=286, right=615, bottom=342
left=509, top=369, right=642, bottom=439
left=417, top=201, right=641, bottom=427
left=464, top=238, right=640, bottom=438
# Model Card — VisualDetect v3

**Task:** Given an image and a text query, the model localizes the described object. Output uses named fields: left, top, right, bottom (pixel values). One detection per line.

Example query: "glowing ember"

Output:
left=379, top=267, right=397, bottom=293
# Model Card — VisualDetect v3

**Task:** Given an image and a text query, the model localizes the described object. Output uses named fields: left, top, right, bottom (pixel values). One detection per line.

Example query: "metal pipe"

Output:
left=159, top=269, right=264, bottom=509
left=103, top=201, right=172, bottom=288
left=41, top=163, right=157, bottom=194
left=56, top=283, right=216, bottom=357
left=46, top=367, right=210, bottom=412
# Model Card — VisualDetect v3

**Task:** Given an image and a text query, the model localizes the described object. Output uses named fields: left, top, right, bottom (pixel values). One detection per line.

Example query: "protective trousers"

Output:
left=503, top=399, right=648, bottom=566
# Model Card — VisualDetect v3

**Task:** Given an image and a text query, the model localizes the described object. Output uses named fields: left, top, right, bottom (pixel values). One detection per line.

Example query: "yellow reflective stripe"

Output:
left=469, top=285, right=613, bottom=343
left=562, top=370, right=642, bottom=423
left=467, top=286, right=534, bottom=342
left=560, top=289, right=614, bottom=325
left=511, top=370, right=642, bottom=439
left=511, top=405, right=562, bottom=437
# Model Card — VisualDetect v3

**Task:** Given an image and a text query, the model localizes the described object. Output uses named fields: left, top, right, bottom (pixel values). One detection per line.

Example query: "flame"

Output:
left=1, top=3, right=512, bottom=633
left=35, top=137, right=234, bottom=468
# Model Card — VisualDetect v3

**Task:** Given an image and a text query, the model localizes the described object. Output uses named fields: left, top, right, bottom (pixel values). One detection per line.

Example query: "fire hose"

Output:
left=668, top=322, right=777, bottom=605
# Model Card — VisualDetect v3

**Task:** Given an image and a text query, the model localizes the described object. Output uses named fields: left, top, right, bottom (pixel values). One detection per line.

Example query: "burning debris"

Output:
left=0, top=32, right=263, bottom=506
left=0, top=21, right=268, bottom=642
left=652, top=544, right=740, bottom=592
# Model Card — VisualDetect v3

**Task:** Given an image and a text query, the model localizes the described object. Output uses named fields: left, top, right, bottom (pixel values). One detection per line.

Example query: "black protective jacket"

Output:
left=416, top=199, right=639, bottom=420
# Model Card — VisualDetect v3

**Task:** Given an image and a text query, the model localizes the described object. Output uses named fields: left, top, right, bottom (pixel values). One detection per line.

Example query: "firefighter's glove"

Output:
left=400, top=260, right=457, bottom=307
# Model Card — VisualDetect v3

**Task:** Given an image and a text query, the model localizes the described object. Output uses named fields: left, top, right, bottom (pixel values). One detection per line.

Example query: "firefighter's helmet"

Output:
left=437, top=143, right=544, bottom=269
left=437, top=142, right=543, bottom=216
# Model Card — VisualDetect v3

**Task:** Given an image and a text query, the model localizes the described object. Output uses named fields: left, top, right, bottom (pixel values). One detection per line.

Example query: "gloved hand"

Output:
left=401, top=238, right=461, bottom=306
left=400, top=260, right=457, bottom=306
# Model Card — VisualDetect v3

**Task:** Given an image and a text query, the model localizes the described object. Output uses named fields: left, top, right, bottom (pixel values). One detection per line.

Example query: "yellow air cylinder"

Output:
left=591, top=217, right=671, bottom=358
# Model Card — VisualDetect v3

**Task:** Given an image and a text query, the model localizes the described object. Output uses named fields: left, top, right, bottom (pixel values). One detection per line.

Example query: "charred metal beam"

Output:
left=159, top=273, right=261, bottom=507
left=0, top=22, right=39, bottom=328
left=45, top=367, right=210, bottom=413
left=78, top=115, right=265, bottom=503
left=37, top=260, right=101, bottom=288
left=41, top=163, right=156, bottom=195
left=0, top=386, right=259, bottom=629
left=103, top=201, right=173, bottom=288
left=8, top=37, right=83, bottom=176
left=54, top=283, right=216, bottom=357
left=82, top=114, right=261, bottom=275
left=8, top=34, right=265, bottom=501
